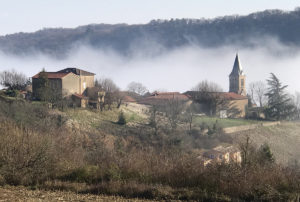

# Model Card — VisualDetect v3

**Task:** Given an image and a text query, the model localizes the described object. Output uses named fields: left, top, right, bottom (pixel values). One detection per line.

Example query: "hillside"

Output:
left=230, top=121, right=300, bottom=165
left=65, top=105, right=300, bottom=165
left=1, top=9, right=300, bottom=58
left=0, top=96, right=300, bottom=200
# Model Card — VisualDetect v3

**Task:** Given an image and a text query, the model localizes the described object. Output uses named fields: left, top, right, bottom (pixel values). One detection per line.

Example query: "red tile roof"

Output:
left=139, top=92, right=189, bottom=105
left=123, top=95, right=137, bottom=103
left=220, top=92, right=248, bottom=100
left=118, top=91, right=138, bottom=103
left=32, top=72, right=71, bottom=79
left=185, top=91, right=247, bottom=100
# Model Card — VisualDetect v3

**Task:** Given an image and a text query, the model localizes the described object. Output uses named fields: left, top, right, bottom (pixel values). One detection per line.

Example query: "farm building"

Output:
left=32, top=68, right=95, bottom=98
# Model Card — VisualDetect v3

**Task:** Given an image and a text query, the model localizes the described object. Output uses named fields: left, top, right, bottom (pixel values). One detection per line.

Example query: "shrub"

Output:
left=5, top=89, right=19, bottom=97
left=0, top=121, right=53, bottom=185
left=207, top=120, right=223, bottom=135
left=117, top=111, right=126, bottom=125
left=61, top=166, right=101, bottom=184
left=0, top=175, right=5, bottom=186
left=199, top=121, right=208, bottom=131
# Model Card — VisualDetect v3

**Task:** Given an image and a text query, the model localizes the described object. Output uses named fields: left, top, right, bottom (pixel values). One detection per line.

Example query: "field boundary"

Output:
left=223, top=121, right=280, bottom=134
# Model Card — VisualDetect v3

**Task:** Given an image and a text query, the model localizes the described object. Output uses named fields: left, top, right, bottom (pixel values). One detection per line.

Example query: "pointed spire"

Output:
left=230, top=53, right=244, bottom=76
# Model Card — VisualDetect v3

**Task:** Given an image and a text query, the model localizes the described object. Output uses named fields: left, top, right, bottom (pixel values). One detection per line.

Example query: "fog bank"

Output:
left=0, top=39, right=299, bottom=93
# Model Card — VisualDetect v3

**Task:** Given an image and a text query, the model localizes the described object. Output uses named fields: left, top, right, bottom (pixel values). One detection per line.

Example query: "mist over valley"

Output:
left=1, top=9, right=300, bottom=92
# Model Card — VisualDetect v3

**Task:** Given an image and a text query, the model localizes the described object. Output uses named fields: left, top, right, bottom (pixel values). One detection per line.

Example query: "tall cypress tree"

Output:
left=265, top=73, right=293, bottom=120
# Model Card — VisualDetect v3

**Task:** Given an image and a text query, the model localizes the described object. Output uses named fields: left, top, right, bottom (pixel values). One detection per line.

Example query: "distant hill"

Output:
left=1, top=8, right=300, bottom=58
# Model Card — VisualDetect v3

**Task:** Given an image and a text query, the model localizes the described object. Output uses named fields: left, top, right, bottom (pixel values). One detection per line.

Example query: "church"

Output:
left=229, top=54, right=246, bottom=96
left=185, top=54, right=249, bottom=118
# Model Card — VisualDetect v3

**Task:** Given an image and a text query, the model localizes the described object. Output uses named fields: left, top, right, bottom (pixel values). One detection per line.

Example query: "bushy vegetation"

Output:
left=117, top=111, right=126, bottom=125
left=0, top=98, right=299, bottom=200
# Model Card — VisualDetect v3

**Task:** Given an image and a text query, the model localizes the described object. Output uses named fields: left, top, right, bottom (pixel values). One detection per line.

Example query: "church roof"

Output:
left=230, top=54, right=244, bottom=77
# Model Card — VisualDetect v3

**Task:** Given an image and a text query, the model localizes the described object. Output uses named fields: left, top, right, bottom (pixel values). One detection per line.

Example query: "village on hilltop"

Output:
left=26, top=54, right=254, bottom=166
left=30, top=54, right=254, bottom=119
left=0, top=54, right=285, bottom=166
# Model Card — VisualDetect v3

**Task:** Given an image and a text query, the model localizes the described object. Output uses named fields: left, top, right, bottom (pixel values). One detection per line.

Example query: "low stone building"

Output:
left=185, top=91, right=248, bottom=118
left=200, top=146, right=242, bottom=166
left=72, top=93, right=89, bottom=108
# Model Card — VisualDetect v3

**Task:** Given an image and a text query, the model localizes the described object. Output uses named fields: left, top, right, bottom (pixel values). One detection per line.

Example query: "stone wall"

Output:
left=79, top=75, right=94, bottom=94
left=62, top=73, right=80, bottom=96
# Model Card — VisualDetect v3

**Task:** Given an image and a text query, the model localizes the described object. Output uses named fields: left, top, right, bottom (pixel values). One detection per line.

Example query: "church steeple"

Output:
left=230, top=54, right=244, bottom=77
left=229, top=54, right=246, bottom=96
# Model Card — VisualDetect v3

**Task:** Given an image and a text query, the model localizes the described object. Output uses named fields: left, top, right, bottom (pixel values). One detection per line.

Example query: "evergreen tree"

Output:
left=265, top=73, right=294, bottom=120
left=258, top=143, right=275, bottom=165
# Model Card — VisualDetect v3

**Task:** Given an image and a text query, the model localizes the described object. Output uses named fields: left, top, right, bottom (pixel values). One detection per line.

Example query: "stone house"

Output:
left=200, top=146, right=242, bottom=166
left=32, top=68, right=95, bottom=104
left=218, top=92, right=248, bottom=118
left=72, top=93, right=89, bottom=108
left=184, top=91, right=248, bottom=118
left=57, top=68, right=95, bottom=94
left=185, top=54, right=248, bottom=118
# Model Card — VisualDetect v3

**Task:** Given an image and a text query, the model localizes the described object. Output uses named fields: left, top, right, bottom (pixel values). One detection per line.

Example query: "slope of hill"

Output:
left=1, top=9, right=300, bottom=58
left=230, top=121, right=300, bottom=165
left=1, top=96, right=300, bottom=200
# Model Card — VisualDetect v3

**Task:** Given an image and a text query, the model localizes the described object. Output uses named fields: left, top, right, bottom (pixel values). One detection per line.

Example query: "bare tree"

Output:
left=95, top=78, right=120, bottom=110
left=149, top=105, right=161, bottom=135
left=295, top=92, right=300, bottom=118
left=248, top=81, right=267, bottom=107
left=248, top=82, right=256, bottom=106
left=163, top=97, right=186, bottom=131
left=290, top=92, right=300, bottom=119
left=96, top=78, right=119, bottom=93
left=189, top=81, right=224, bottom=116
left=127, top=81, right=148, bottom=96
left=184, top=103, right=201, bottom=132
left=0, top=69, right=28, bottom=90
left=192, top=80, right=223, bottom=92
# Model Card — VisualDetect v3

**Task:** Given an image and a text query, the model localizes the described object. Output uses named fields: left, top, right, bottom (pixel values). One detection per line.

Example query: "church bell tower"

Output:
left=229, top=54, right=246, bottom=96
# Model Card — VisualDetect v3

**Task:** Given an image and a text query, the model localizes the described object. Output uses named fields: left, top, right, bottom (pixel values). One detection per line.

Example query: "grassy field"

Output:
left=64, top=106, right=271, bottom=136
left=64, top=105, right=146, bottom=133
left=230, top=121, right=300, bottom=165
left=193, top=116, right=265, bottom=128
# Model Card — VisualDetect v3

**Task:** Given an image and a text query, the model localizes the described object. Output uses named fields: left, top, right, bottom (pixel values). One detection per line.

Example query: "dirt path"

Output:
left=0, top=186, right=150, bottom=202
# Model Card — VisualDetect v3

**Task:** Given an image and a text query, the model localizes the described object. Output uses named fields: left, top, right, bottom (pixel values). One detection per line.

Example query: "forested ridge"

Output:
left=1, top=9, right=300, bottom=58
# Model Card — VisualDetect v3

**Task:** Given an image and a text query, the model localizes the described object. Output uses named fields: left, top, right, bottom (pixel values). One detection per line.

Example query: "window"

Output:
left=241, top=79, right=244, bottom=88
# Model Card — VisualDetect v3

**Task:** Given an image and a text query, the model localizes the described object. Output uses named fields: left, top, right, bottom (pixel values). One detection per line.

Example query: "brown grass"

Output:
left=1, top=99, right=300, bottom=201
left=0, top=186, right=150, bottom=202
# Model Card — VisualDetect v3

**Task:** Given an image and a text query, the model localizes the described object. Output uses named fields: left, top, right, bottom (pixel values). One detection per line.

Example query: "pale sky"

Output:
left=0, top=0, right=299, bottom=35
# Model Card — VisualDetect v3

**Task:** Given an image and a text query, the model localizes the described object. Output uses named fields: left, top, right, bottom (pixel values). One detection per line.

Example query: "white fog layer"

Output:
left=0, top=38, right=299, bottom=93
